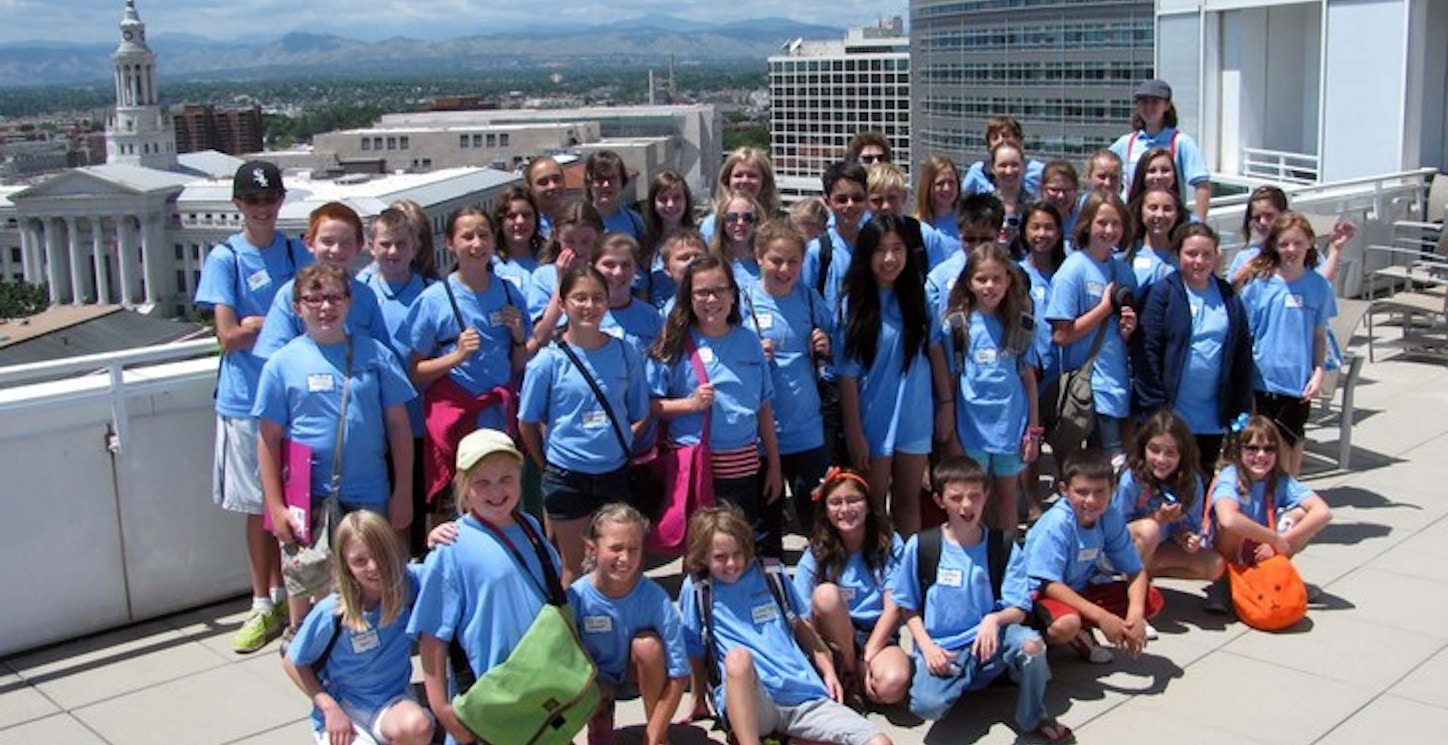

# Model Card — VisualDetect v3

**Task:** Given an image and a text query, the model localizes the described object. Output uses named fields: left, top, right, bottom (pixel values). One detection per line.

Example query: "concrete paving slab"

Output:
left=1321, top=567, right=1448, bottom=640
left=0, top=713, right=108, bottom=745
left=1075, top=700, right=1270, bottom=745
left=1314, top=692, right=1448, bottom=744
left=166, top=596, right=282, bottom=661
left=1222, top=611, right=1442, bottom=688
left=71, top=663, right=303, bottom=745
left=1388, top=645, right=1448, bottom=710
left=6, top=620, right=229, bottom=710
left=0, top=666, right=58, bottom=731
left=226, top=719, right=317, bottom=745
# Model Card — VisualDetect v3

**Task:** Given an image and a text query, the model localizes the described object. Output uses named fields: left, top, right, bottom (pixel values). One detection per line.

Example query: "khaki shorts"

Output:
left=213, top=415, right=264, bottom=515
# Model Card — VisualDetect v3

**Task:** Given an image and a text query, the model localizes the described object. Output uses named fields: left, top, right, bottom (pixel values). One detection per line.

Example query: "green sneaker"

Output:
left=233, top=601, right=286, bottom=654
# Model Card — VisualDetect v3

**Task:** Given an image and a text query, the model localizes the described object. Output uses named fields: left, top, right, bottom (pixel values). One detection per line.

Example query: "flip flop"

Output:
left=1034, top=718, right=1075, bottom=744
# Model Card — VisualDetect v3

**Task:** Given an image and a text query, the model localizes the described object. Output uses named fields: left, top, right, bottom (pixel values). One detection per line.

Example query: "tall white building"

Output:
left=769, top=18, right=911, bottom=203
left=105, top=1, right=177, bottom=171
left=1156, top=0, right=1447, bottom=184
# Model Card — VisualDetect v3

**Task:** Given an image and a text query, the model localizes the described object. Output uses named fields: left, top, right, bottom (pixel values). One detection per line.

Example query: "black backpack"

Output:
left=915, top=525, right=1012, bottom=612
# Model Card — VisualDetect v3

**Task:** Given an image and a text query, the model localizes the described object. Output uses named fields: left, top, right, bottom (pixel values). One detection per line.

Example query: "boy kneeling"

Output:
left=893, top=456, right=1072, bottom=743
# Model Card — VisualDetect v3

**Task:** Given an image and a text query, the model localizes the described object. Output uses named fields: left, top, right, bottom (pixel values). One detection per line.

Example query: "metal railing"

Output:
left=1240, top=147, right=1321, bottom=185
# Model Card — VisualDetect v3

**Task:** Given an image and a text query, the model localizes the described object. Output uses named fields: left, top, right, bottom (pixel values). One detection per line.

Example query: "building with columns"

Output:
left=106, top=0, right=176, bottom=171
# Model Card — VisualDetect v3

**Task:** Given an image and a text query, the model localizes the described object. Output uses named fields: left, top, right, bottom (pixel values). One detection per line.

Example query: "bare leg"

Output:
left=550, top=513, right=594, bottom=588
left=724, top=649, right=764, bottom=745
left=377, top=698, right=435, bottom=745
left=891, top=452, right=928, bottom=536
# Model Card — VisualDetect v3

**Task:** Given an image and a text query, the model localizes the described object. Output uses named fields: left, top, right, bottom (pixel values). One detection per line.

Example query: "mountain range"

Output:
left=0, top=16, right=844, bottom=87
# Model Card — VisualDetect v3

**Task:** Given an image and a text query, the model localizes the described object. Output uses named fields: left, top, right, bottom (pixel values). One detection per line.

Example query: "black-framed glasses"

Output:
left=299, top=293, right=348, bottom=307
left=691, top=286, right=732, bottom=301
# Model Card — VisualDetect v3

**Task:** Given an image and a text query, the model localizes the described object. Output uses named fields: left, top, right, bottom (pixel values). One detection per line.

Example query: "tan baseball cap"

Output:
left=455, top=428, right=523, bottom=471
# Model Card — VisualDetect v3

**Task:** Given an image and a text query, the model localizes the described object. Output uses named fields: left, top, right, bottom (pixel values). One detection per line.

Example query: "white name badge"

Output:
left=1190, top=302, right=1202, bottom=318
left=307, top=374, right=335, bottom=392
left=697, top=346, right=716, bottom=364
left=1086, top=281, right=1105, bottom=298
left=246, top=269, right=270, bottom=291
left=582, top=410, right=608, bottom=429
left=1076, top=547, right=1101, bottom=564
left=1033, top=286, right=1047, bottom=302
left=937, top=568, right=964, bottom=587
left=583, top=615, right=612, bottom=634
left=840, top=587, right=857, bottom=602
left=751, top=603, right=778, bottom=624
left=1133, top=257, right=1153, bottom=271
left=1284, top=294, right=1303, bottom=309
left=756, top=313, right=774, bottom=330
left=975, top=348, right=998, bottom=365
left=350, top=627, right=379, bottom=654
left=604, top=325, right=625, bottom=340
left=488, top=310, right=507, bottom=326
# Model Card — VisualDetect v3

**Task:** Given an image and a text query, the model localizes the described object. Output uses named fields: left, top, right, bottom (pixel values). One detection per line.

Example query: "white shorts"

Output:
left=310, top=693, right=421, bottom=745
left=212, top=415, right=264, bottom=515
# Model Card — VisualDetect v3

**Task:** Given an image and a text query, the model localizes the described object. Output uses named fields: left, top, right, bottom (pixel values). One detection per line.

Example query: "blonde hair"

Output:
left=331, top=511, right=411, bottom=632
left=788, top=197, right=829, bottom=229
left=683, top=504, right=754, bottom=579
left=866, top=162, right=909, bottom=196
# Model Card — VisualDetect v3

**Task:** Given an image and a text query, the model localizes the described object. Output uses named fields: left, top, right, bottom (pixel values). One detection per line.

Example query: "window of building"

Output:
left=361, top=138, right=371, bottom=150
left=486, top=133, right=497, bottom=147
left=386, top=137, right=397, bottom=150
left=460, top=134, right=470, bottom=148
left=472, top=134, right=483, bottom=147
left=500, top=133, right=510, bottom=146
left=399, top=136, right=410, bottom=149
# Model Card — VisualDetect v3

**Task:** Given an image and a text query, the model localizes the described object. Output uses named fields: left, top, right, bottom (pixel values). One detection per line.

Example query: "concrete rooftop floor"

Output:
left=4, top=326, right=1447, bottom=745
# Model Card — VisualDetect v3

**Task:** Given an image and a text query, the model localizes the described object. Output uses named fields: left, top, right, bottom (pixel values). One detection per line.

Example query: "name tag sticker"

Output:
left=756, top=313, right=774, bottom=330
left=1133, top=257, right=1153, bottom=271
left=1076, top=547, right=1101, bottom=564
left=975, top=349, right=998, bottom=365
left=697, top=346, right=716, bottom=364
left=307, top=374, right=334, bottom=392
left=1086, top=282, right=1105, bottom=298
left=840, top=587, right=856, bottom=602
left=583, top=615, right=612, bottom=634
left=488, top=310, right=506, bottom=326
left=246, top=269, right=270, bottom=291
left=1190, top=302, right=1202, bottom=318
left=937, top=568, right=964, bottom=587
left=1284, top=294, right=1303, bottom=309
left=751, top=603, right=778, bottom=624
left=604, top=325, right=625, bottom=339
left=1033, top=287, right=1047, bottom=302
left=350, top=627, right=379, bottom=654
left=582, top=410, right=608, bottom=429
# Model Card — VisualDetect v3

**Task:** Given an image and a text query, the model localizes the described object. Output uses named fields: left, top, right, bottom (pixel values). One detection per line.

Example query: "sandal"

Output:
left=1033, top=718, right=1075, bottom=744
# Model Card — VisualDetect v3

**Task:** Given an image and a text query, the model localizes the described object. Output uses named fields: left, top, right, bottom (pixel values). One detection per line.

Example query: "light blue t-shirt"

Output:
left=568, top=574, right=690, bottom=686
left=803, top=225, right=856, bottom=319
left=492, top=256, right=535, bottom=299
left=253, top=335, right=417, bottom=507
left=942, top=311, right=1038, bottom=454
left=601, top=206, right=645, bottom=240
left=1044, top=249, right=1137, bottom=417
left=1024, top=497, right=1143, bottom=593
left=929, top=213, right=961, bottom=258
left=1240, top=271, right=1336, bottom=395
left=527, top=264, right=562, bottom=323
left=519, top=338, right=649, bottom=474
left=1111, top=469, right=1205, bottom=541
left=1210, top=464, right=1314, bottom=528
left=891, top=531, right=1032, bottom=652
left=835, top=290, right=939, bottom=457
left=1018, top=258, right=1057, bottom=376
left=403, top=273, right=524, bottom=428
left=741, top=282, right=833, bottom=455
left=601, top=299, right=664, bottom=354
left=731, top=257, right=762, bottom=290
left=364, top=269, right=433, bottom=437
left=1110, top=126, right=1211, bottom=192
left=679, top=564, right=825, bottom=711
left=960, top=159, right=1045, bottom=199
left=1177, top=280, right=1229, bottom=434
left=252, top=276, right=391, bottom=361
left=926, top=251, right=967, bottom=322
left=793, top=534, right=905, bottom=631
left=647, top=326, right=774, bottom=451
left=408, top=513, right=561, bottom=732
left=195, top=233, right=313, bottom=418
left=1125, top=245, right=1176, bottom=291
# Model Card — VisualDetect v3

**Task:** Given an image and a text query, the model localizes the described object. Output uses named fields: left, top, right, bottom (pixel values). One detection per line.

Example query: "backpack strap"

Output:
left=947, top=311, right=967, bottom=377
left=306, top=614, right=345, bottom=679
left=916, top=525, right=943, bottom=615
left=761, top=558, right=800, bottom=628
left=815, top=233, right=834, bottom=299
left=985, top=528, right=1009, bottom=604
left=694, top=576, right=721, bottom=691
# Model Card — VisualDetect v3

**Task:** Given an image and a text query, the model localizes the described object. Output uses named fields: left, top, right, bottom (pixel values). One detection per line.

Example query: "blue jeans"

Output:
left=908, top=623, right=1049, bottom=730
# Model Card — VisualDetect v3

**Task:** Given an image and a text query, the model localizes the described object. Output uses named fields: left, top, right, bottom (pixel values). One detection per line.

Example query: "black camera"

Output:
left=1111, top=284, right=1136, bottom=312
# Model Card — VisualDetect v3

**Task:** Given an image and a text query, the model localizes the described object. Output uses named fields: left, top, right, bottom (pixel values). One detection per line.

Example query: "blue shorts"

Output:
left=964, top=447, right=1026, bottom=478
left=541, top=463, right=629, bottom=521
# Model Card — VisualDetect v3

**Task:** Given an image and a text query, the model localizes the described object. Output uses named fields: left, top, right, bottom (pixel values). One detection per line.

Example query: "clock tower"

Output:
left=105, top=1, right=177, bottom=169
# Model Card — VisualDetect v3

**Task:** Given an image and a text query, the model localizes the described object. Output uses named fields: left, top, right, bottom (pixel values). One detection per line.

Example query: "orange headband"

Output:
left=811, top=466, right=871, bottom=501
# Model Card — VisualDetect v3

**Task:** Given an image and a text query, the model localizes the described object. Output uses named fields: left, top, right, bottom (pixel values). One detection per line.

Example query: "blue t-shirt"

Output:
left=803, top=226, right=856, bottom=320
left=492, top=257, right=535, bottom=299
left=793, top=534, right=905, bottom=632
left=519, top=338, right=649, bottom=474
left=647, top=326, right=774, bottom=451
left=960, top=159, right=1045, bottom=199
left=1176, top=280, right=1229, bottom=434
left=364, top=269, right=433, bottom=437
left=1209, top=464, right=1314, bottom=528
left=741, top=282, right=833, bottom=455
left=1110, top=127, right=1211, bottom=194
left=252, top=277, right=391, bottom=360
left=194, top=233, right=312, bottom=418
left=1239, top=271, right=1336, bottom=395
left=925, top=251, right=967, bottom=322
left=567, top=575, right=690, bottom=686
left=731, top=257, right=762, bottom=290
left=1111, top=469, right=1205, bottom=542
left=527, top=264, right=562, bottom=323
left=1024, top=497, right=1143, bottom=593
left=637, top=256, right=677, bottom=310
left=253, top=335, right=417, bottom=507
left=929, top=213, right=961, bottom=258
left=891, top=531, right=1032, bottom=652
left=1125, top=245, right=1176, bottom=291
left=404, top=274, right=524, bottom=430
left=601, top=299, right=664, bottom=354
left=601, top=207, right=645, bottom=240
left=1018, top=258, right=1058, bottom=377
left=1044, top=249, right=1136, bottom=417
left=288, top=565, right=423, bottom=733
left=408, top=514, right=562, bottom=702
left=942, top=311, right=1038, bottom=454
left=679, top=564, right=825, bottom=711
left=835, top=290, right=939, bottom=457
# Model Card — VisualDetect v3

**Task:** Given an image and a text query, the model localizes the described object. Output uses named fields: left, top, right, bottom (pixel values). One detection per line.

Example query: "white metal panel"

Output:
left=1320, top=0, right=1410, bottom=181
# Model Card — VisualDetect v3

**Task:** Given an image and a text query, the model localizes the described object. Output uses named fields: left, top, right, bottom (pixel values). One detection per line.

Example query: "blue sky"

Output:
left=0, top=0, right=906, bottom=44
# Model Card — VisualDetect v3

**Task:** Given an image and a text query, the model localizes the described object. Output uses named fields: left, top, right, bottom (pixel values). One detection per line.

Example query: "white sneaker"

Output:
left=1144, top=622, right=1159, bottom=640
left=1070, top=629, right=1113, bottom=664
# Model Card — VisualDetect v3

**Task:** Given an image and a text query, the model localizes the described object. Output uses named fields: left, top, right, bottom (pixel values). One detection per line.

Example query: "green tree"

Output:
left=0, top=280, right=49, bottom=319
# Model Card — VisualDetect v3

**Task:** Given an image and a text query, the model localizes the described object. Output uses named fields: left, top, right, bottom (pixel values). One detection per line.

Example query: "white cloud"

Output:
left=0, top=0, right=907, bottom=44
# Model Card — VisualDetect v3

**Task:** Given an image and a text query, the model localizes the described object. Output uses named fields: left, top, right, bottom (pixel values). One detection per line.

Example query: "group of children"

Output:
left=196, top=78, right=1348, bottom=741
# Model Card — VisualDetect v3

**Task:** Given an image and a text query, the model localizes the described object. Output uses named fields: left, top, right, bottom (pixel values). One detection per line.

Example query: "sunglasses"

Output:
left=1243, top=444, right=1278, bottom=455
left=723, top=212, right=757, bottom=225
left=238, top=193, right=282, bottom=207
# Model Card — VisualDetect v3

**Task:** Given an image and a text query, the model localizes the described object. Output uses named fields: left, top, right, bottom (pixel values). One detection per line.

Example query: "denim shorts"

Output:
left=964, top=447, right=1027, bottom=478
left=541, top=463, right=630, bottom=520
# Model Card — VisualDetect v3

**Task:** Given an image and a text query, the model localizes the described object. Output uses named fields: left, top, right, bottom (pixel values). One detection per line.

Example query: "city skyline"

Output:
left=0, top=0, right=904, bottom=45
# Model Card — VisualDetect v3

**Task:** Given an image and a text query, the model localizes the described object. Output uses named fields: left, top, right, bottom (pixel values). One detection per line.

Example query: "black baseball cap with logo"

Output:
left=232, top=160, right=286, bottom=198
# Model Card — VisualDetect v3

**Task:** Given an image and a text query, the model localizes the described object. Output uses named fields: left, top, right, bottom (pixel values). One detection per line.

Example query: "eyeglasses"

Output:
left=723, top=212, right=757, bottom=225
left=299, top=293, right=348, bottom=307
left=691, top=286, right=732, bottom=301
left=1005, top=214, right=1022, bottom=229
left=238, top=193, right=282, bottom=207
left=590, top=175, right=618, bottom=187
left=1243, top=444, right=1278, bottom=455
